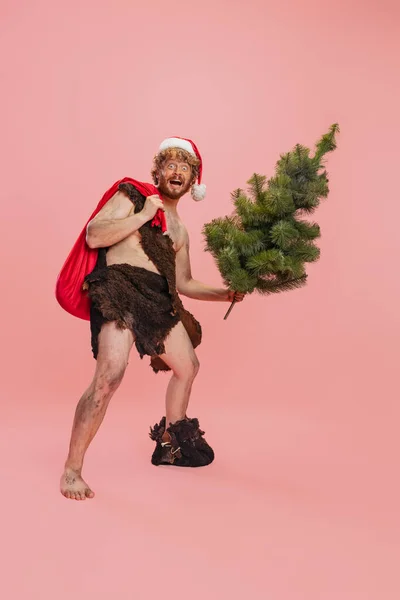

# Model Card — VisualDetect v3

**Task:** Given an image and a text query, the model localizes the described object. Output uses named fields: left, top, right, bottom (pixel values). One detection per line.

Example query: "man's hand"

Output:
left=141, top=194, right=164, bottom=222
left=226, top=290, right=246, bottom=303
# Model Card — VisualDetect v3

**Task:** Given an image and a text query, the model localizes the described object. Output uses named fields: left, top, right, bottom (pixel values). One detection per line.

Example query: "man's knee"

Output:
left=175, top=354, right=200, bottom=381
left=96, top=360, right=127, bottom=392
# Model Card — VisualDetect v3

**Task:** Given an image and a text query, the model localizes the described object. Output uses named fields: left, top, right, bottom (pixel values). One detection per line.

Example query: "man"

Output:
left=59, top=137, right=245, bottom=500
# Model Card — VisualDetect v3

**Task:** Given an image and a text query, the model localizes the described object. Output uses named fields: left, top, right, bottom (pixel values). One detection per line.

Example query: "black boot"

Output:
left=149, top=416, right=214, bottom=467
left=149, top=416, right=168, bottom=466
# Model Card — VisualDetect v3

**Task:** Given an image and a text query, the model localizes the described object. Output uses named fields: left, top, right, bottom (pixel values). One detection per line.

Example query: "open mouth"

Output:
left=169, top=179, right=183, bottom=189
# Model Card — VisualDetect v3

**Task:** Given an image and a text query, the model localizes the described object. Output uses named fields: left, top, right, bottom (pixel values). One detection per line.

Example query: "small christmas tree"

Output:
left=202, top=124, right=339, bottom=319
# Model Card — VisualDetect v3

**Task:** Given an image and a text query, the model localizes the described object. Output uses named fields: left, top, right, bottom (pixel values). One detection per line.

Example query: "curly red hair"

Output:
left=151, top=148, right=200, bottom=185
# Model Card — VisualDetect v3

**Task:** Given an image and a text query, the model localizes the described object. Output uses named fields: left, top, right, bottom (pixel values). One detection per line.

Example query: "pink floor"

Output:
left=3, top=380, right=399, bottom=600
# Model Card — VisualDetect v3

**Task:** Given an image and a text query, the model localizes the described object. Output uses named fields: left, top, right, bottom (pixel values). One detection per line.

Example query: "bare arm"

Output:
left=86, top=191, right=162, bottom=249
left=175, top=229, right=231, bottom=301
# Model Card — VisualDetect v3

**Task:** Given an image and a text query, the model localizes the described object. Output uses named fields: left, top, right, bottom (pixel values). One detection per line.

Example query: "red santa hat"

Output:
left=158, top=136, right=206, bottom=201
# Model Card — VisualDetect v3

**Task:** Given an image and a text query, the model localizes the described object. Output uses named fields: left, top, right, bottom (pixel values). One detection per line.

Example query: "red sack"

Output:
left=55, top=177, right=166, bottom=320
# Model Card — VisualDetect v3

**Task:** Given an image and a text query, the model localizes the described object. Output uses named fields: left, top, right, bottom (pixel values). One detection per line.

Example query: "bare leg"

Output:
left=60, top=322, right=134, bottom=500
left=157, top=322, right=200, bottom=429
left=149, top=322, right=214, bottom=467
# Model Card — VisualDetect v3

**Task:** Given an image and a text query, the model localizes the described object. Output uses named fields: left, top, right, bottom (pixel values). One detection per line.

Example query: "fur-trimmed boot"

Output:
left=149, top=416, right=214, bottom=467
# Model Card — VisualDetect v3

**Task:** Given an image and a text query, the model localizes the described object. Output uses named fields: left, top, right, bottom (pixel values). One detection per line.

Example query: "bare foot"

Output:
left=60, top=468, right=95, bottom=500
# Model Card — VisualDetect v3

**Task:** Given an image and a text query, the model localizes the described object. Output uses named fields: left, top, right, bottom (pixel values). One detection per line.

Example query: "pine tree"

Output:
left=202, top=124, right=339, bottom=319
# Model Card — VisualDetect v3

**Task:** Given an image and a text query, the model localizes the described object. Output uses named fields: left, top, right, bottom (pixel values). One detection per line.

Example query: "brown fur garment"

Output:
left=84, top=182, right=202, bottom=373
left=85, top=264, right=180, bottom=362
left=149, top=416, right=215, bottom=467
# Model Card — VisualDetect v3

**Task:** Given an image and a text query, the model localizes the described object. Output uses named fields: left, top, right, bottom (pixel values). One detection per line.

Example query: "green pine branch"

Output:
left=313, top=123, right=340, bottom=164
left=269, top=220, right=300, bottom=250
left=246, top=249, right=285, bottom=276
left=255, top=274, right=308, bottom=295
left=247, top=174, right=267, bottom=203
left=202, top=124, right=339, bottom=310
left=290, top=218, right=321, bottom=240
left=287, top=240, right=320, bottom=263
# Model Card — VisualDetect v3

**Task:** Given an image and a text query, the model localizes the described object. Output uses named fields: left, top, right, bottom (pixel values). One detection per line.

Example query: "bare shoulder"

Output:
left=90, top=190, right=133, bottom=222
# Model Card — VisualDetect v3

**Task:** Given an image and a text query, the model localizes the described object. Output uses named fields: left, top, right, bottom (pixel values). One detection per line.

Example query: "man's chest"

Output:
left=164, top=215, right=185, bottom=252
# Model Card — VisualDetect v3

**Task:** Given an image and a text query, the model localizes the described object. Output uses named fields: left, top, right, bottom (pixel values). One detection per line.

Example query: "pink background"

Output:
left=1, top=0, right=400, bottom=598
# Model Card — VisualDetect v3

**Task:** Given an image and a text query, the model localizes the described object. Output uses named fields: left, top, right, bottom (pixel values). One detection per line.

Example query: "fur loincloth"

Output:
left=83, top=182, right=202, bottom=373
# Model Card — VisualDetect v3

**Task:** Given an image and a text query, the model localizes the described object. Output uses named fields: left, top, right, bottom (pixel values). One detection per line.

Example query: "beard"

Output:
left=157, top=174, right=192, bottom=200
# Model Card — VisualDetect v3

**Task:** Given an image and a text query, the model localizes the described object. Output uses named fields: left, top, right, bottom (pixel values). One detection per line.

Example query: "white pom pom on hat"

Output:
left=158, top=136, right=206, bottom=201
